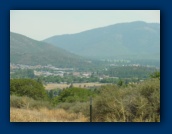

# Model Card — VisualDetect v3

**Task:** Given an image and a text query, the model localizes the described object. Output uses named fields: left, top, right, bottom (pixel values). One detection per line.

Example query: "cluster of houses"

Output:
left=10, top=63, right=74, bottom=70
left=10, top=63, right=43, bottom=70
left=10, top=63, right=93, bottom=78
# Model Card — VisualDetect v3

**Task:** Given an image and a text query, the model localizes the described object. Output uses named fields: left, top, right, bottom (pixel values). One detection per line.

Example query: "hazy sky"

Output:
left=10, top=10, right=160, bottom=40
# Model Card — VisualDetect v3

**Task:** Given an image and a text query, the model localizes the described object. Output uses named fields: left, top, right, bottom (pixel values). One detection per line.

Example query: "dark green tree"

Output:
left=117, top=79, right=124, bottom=87
left=150, top=71, right=160, bottom=79
left=10, top=79, right=48, bottom=100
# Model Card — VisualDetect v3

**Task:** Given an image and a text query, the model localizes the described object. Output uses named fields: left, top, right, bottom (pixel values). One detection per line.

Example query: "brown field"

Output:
left=10, top=107, right=88, bottom=122
left=44, top=82, right=108, bottom=90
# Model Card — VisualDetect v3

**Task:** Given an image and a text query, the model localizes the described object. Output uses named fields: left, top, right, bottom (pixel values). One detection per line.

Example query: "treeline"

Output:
left=10, top=78, right=95, bottom=104
left=104, top=66, right=159, bottom=79
left=10, top=69, right=35, bottom=79
left=39, top=75, right=100, bottom=84
left=10, top=66, right=159, bottom=85
left=10, top=78, right=95, bottom=109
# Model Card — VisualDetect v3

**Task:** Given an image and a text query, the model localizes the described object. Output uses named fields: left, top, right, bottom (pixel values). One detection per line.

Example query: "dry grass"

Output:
left=10, top=107, right=88, bottom=122
left=44, top=82, right=107, bottom=90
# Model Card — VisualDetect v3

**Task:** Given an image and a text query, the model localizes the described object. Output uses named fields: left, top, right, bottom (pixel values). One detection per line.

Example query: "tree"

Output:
left=69, top=83, right=73, bottom=88
left=27, top=69, right=35, bottom=78
left=117, top=79, right=123, bottom=87
left=37, top=77, right=43, bottom=84
left=10, top=79, right=48, bottom=100
left=150, top=71, right=160, bottom=79
left=52, top=87, right=94, bottom=104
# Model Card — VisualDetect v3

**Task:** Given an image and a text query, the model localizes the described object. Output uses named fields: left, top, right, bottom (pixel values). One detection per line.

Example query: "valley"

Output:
left=10, top=21, right=160, bottom=122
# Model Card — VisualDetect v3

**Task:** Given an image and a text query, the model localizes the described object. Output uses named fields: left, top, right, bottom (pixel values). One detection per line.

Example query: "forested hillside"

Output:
left=10, top=32, right=95, bottom=68
left=44, top=21, right=160, bottom=60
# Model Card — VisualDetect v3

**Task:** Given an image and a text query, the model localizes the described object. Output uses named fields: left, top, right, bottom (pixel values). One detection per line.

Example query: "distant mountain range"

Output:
left=10, top=32, right=93, bottom=68
left=44, top=21, right=160, bottom=60
left=10, top=21, right=160, bottom=68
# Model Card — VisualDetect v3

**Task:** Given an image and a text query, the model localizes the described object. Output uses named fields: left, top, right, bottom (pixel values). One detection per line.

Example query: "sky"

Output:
left=10, top=10, right=160, bottom=41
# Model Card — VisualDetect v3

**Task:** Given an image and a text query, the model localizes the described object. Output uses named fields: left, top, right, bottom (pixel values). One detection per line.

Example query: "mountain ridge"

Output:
left=10, top=32, right=93, bottom=68
left=44, top=21, right=160, bottom=59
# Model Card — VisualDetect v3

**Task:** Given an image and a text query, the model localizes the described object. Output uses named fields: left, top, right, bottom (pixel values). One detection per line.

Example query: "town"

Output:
left=10, top=62, right=159, bottom=88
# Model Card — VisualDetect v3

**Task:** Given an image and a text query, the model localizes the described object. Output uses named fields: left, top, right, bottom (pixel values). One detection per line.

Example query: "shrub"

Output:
left=51, top=87, right=95, bottom=105
left=56, top=102, right=90, bottom=117
left=10, top=79, right=48, bottom=100
left=92, top=79, right=160, bottom=122
left=10, top=95, right=51, bottom=109
left=150, top=71, right=160, bottom=79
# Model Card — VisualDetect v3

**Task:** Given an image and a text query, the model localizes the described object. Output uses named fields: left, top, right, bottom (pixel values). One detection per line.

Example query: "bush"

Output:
left=10, top=95, right=51, bottom=109
left=56, top=102, right=90, bottom=117
left=92, top=79, right=160, bottom=122
left=10, top=79, right=48, bottom=100
left=51, top=87, right=95, bottom=105
left=150, top=71, right=160, bottom=79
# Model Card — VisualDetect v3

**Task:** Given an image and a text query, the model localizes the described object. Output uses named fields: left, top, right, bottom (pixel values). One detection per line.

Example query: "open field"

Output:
left=44, top=82, right=108, bottom=90
left=10, top=107, right=88, bottom=122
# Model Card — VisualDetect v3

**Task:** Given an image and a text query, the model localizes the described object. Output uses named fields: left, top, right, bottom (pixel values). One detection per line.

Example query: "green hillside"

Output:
left=44, top=21, right=160, bottom=60
left=10, top=32, right=94, bottom=68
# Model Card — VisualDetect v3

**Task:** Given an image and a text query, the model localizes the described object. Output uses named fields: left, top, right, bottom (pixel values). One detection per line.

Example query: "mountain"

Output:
left=44, top=21, right=160, bottom=60
left=10, top=32, right=93, bottom=68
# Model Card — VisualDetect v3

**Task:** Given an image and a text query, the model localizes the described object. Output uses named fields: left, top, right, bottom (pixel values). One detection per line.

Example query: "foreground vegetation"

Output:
left=10, top=108, right=88, bottom=122
left=10, top=95, right=88, bottom=122
left=10, top=72, right=160, bottom=122
left=92, top=78, right=160, bottom=122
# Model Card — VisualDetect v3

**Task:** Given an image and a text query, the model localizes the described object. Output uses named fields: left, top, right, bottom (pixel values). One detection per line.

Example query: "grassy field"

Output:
left=10, top=107, right=88, bottom=122
left=44, top=82, right=108, bottom=90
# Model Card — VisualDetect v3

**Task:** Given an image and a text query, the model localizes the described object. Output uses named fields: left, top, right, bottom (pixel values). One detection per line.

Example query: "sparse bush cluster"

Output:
left=55, top=102, right=90, bottom=116
left=10, top=95, right=51, bottom=109
left=92, top=78, right=160, bottom=122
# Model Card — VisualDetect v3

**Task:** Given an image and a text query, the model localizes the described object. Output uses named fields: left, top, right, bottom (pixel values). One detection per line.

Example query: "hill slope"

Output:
left=44, top=21, right=160, bottom=60
left=10, top=32, right=92, bottom=68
